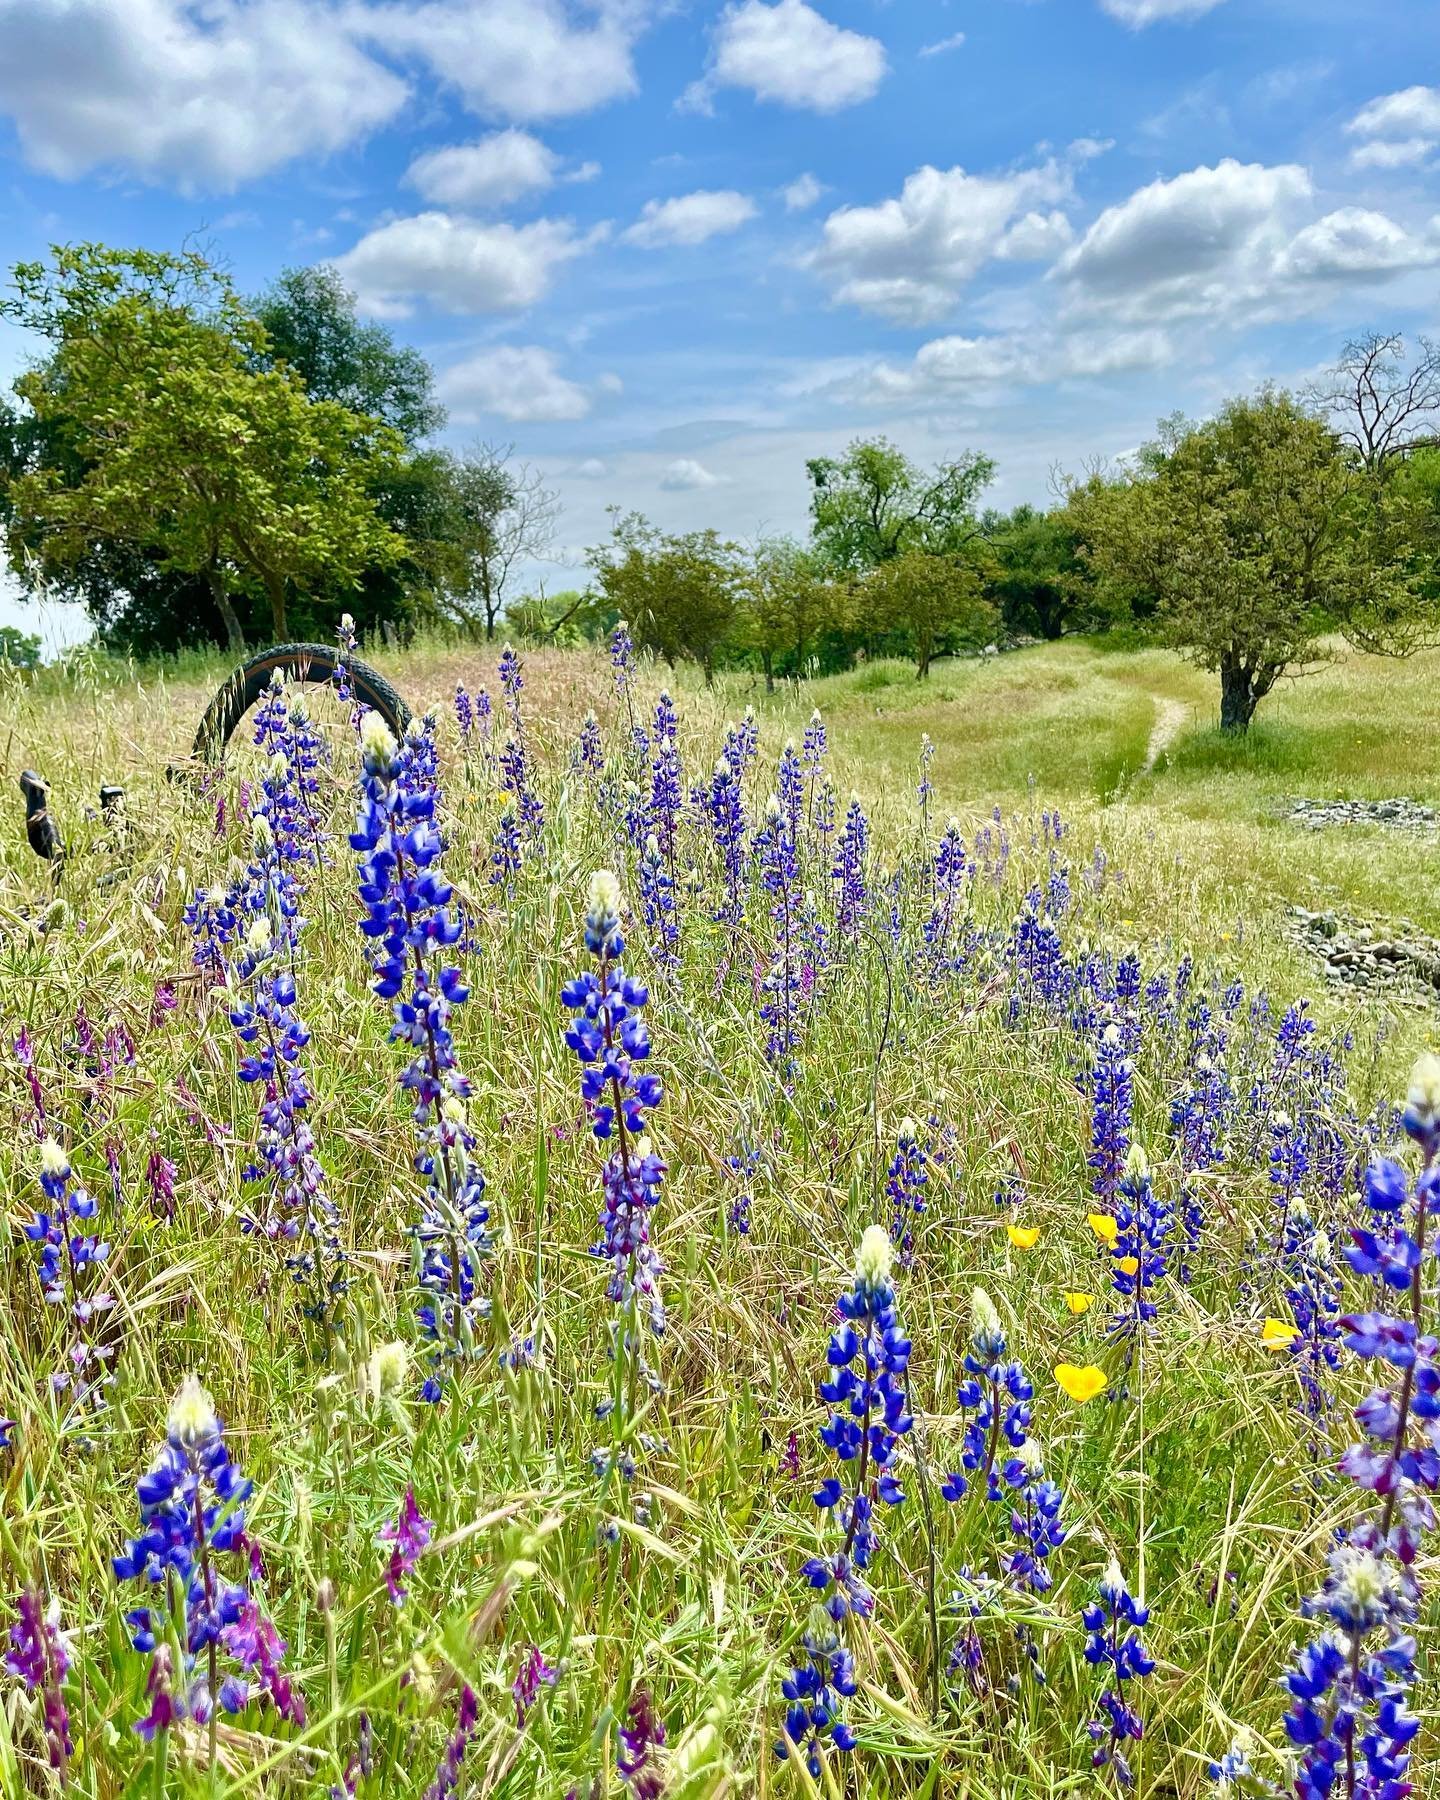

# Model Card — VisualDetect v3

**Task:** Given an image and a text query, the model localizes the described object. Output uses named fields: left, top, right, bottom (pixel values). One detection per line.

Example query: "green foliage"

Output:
left=807, top=436, right=994, bottom=571
left=862, top=549, right=998, bottom=677
left=1067, top=389, right=1435, bottom=731
left=1, top=244, right=406, bottom=649
left=436, top=444, right=560, bottom=641
left=0, top=625, right=40, bottom=668
left=982, top=502, right=1106, bottom=642
left=736, top=537, right=841, bottom=686
left=588, top=512, right=742, bottom=682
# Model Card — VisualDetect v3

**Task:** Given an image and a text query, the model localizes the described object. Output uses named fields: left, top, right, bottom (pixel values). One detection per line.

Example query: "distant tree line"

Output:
left=3, top=243, right=1439, bottom=730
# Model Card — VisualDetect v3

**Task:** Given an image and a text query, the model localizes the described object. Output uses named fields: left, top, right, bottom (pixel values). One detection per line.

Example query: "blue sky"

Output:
left=1, top=0, right=1438, bottom=648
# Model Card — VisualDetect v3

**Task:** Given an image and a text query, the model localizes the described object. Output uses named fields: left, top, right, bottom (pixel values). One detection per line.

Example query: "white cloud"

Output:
left=333, top=211, right=593, bottom=315
left=919, top=30, right=965, bottom=57
left=0, top=0, right=406, bottom=190
left=441, top=344, right=596, bottom=421
left=781, top=172, right=824, bottom=212
left=353, top=0, right=646, bottom=124
left=1099, top=0, right=1226, bottom=24
left=660, top=458, right=724, bottom=489
left=1345, top=87, right=1440, bottom=170
left=856, top=325, right=1175, bottom=405
left=810, top=159, right=1073, bottom=324
left=1056, top=158, right=1310, bottom=321
left=1274, top=208, right=1440, bottom=282
left=623, top=189, right=757, bottom=247
left=996, top=209, right=1074, bottom=261
left=683, top=0, right=885, bottom=115
left=405, top=129, right=560, bottom=208
left=1350, top=138, right=1434, bottom=171
left=574, top=457, right=609, bottom=478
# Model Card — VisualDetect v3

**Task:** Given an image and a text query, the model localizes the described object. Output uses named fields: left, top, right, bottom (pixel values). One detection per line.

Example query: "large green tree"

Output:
left=1, top=245, right=405, bottom=650
left=1068, top=389, right=1432, bottom=731
left=984, top=502, right=1101, bottom=641
left=863, top=549, right=998, bottom=678
left=739, top=538, right=837, bottom=688
left=588, top=513, right=741, bottom=684
left=807, top=436, right=994, bottom=572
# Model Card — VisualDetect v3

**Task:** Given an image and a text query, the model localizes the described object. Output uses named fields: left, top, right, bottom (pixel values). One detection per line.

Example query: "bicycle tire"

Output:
left=185, top=643, right=413, bottom=766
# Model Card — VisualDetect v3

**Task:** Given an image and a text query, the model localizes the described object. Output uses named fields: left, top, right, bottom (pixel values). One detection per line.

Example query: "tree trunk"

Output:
left=762, top=650, right=775, bottom=694
left=264, top=571, right=288, bottom=642
left=1219, top=657, right=1257, bottom=733
left=915, top=637, right=932, bottom=680
left=207, top=566, right=246, bottom=655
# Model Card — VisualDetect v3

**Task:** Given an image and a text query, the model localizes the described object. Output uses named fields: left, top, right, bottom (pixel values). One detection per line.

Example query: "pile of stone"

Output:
left=1287, top=906, right=1440, bottom=999
left=1286, top=796, right=1437, bottom=832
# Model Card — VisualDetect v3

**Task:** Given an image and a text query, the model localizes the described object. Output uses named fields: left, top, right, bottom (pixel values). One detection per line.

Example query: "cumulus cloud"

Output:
left=623, top=189, right=757, bottom=247
left=333, top=211, right=594, bottom=315
left=780, top=171, right=824, bottom=212
left=855, top=325, right=1175, bottom=405
left=405, top=129, right=561, bottom=207
left=440, top=344, right=598, bottom=421
left=996, top=209, right=1074, bottom=260
left=683, top=0, right=885, bottom=115
left=353, top=0, right=647, bottom=123
left=660, top=458, right=724, bottom=489
left=1056, top=158, right=1310, bottom=320
left=1274, top=208, right=1440, bottom=282
left=810, top=159, right=1073, bottom=324
left=1098, top=0, right=1226, bottom=24
left=1345, top=86, right=1440, bottom=170
left=0, top=0, right=406, bottom=189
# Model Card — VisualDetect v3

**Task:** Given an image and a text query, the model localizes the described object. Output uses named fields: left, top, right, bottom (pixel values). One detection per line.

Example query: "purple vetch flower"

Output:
left=145, top=1139, right=178, bottom=1221
left=512, top=1645, right=558, bottom=1725
left=4, top=1588, right=73, bottom=1771
left=378, top=1486, right=433, bottom=1604
left=425, top=1685, right=479, bottom=1800
left=617, top=1685, right=667, bottom=1799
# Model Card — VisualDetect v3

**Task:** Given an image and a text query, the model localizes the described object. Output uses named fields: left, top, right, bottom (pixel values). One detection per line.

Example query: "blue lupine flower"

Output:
left=113, top=1377, right=302, bottom=1734
left=1089, top=1023, right=1134, bottom=1214
left=1083, top=1558, right=1154, bottom=1787
left=561, top=871, right=667, bottom=1337
left=25, top=1138, right=114, bottom=1413
left=489, top=808, right=523, bottom=893
left=454, top=681, right=474, bottom=741
left=1000, top=1437, right=1067, bottom=1597
left=801, top=709, right=827, bottom=827
left=831, top=793, right=869, bottom=941
left=942, top=1289, right=1031, bottom=1505
left=777, top=1226, right=911, bottom=1776
left=886, top=1118, right=928, bottom=1265
left=755, top=793, right=807, bottom=1071
left=1108, top=1146, right=1172, bottom=1343
left=724, top=1145, right=760, bottom=1236
left=922, top=818, right=975, bottom=977
left=777, top=738, right=804, bottom=848
left=575, top=709, right=603, bottom=778
left=183, top=883, right=239, bottom=982
left=352, top=713, right=492, bottom=1396
left=707, top=756, right=747, bottom=935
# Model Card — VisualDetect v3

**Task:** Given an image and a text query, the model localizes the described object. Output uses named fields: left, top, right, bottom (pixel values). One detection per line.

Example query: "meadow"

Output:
left=0, top=626, right=1437, bottom=1800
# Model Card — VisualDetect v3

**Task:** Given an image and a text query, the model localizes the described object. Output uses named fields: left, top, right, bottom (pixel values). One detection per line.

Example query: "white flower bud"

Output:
left=359, top=712, right=398, bottom=765
left=168, top=1375, right=219, bottom=1446
left=855, top=1223, right=893, bottom=1287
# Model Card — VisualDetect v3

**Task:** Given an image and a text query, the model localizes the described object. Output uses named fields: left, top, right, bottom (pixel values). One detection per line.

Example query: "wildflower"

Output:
left=113, top=1377, right=300, bottom=1733
left=1001, top=1435, right=1067, bottom=1595
left=353, top=716, right=492, bottom=1394
left=923, top=817, right=973, bottom=975
left=4, top=1589, right=73, bottom=1772
left=778, top=1225, right=911, bottom=1774
left=917, top=733, right=935, bottom=825
left=1063, top=1292, right=1095, bottom=1315
left=378, top=1487, right=433, bottom=1604
left=707, top=756, right=747, bottom=934
left=512, top=1645, right=558, bottom=1726
left=1007, top=1223, right=1041, bottom=1249
left=1108, top=1146, right=1173, bottom=1343
left=1083, top=1558, right=1154, bottom=1786
left=1088, top=1213, right=1119, bottom=1247
left=942, top=1288, right=1030, bottom=1503
left=832, top=793, right=869, bottom=941
left=562, top=871, right=667, bottom=1341
left=887, top=1119, right=929, bottom=1263
left=1089, top=1024, right=1133, bottom=1213
left=425, top=1686, right=479, bottom=1800
left=756, top=792, right=808, bottom=1072
left=725, top=1146, right=760, bottom=1237
left=1260, top=1317, right=1300, bottom=1349
left=618, top=1685, right=667, bottom=1799
left=25, top=1137, right=113, bottom=1414
left=1053, top=1364, right=1109, bottom=1404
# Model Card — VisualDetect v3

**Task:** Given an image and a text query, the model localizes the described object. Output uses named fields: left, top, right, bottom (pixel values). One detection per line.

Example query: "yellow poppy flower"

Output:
left=1062, top=1291, right=1094, bottom=1315
left=1087, top=1213, right=1119, bottom=1247
left=1053, top=1363, right=1109, bottom=1404
left=1007, top=1224, right=1041, bottom=1249
left=1261, top=1317, right=1300, bottom=1350
left=1115, top=1255, right=1139, bottom=1276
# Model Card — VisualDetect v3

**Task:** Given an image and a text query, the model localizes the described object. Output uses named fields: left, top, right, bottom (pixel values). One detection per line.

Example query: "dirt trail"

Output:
left=1140, top=697, right=1187, bottom=779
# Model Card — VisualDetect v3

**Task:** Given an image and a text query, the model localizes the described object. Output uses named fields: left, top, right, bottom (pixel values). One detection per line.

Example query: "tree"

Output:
left=588, top=513, right=741, bottom=683
left=864, top=550, right=998, bottom=678
left=1069, top=389, right=1431, bottom=732
left=807, top=436, right=994, bottom=571
left=983, top=502, right=1098, bottom=641
left=1308, top=331, right=1440, bottom=474
left=442, top=443, right=559, bottom=640
left=0, top=626, right=40, bottom=668
left=739, top=539, right=836, bottom=688
left=1, top=245, right=405, bottom=650
left=253, top=264, right=445, bottom=445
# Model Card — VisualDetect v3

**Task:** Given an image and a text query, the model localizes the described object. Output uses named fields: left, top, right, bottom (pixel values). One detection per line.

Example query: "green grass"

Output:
left=0, top=634, right=1435, bottom=1798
